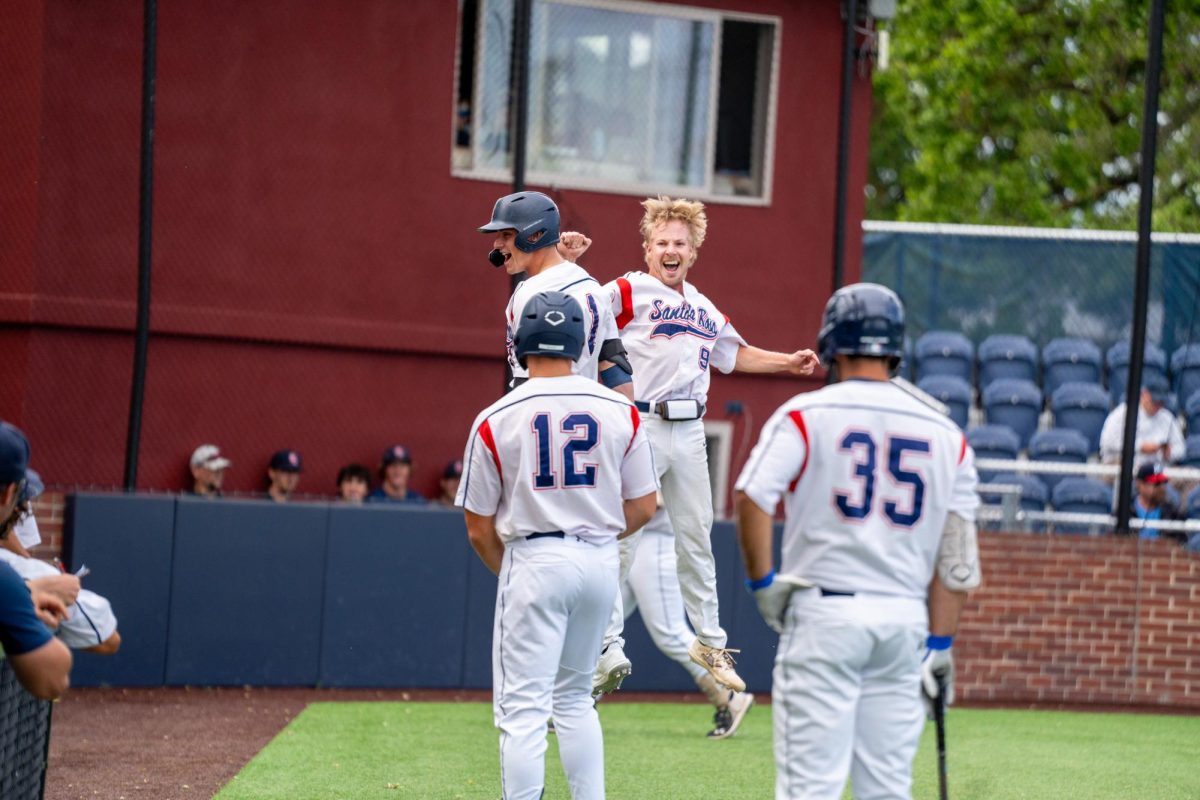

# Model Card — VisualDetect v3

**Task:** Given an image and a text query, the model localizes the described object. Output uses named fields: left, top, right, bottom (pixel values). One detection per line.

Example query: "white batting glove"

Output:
left=746, top=571, right=813, bottom=633
left=920, top=635, right=955, bottom=719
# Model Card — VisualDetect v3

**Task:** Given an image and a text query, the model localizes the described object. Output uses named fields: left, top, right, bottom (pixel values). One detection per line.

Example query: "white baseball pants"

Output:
left=493, top=535, right=618, bottom=800
left=773, top=590, right=926, bottom=800
left=620, top=528, right=707, bottom=682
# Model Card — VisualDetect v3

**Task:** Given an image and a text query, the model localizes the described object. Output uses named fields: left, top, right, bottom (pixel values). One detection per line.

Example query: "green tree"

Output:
left=867, top=0, right=1200, bottom=232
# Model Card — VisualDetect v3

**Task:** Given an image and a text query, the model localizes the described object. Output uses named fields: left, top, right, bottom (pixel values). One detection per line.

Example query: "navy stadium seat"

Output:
left=1050, top=381, right=1110, bottom=455
left=917, top=375, right=971, bottom=429
left=1179, top=434, right=1200, bottom=468
left=1186, top=391, right=1200, bottom=436
left=915, top=331, right=974, bottom=384
left=1051, top=477, right=1113, bottom=535
left=1106, top=341, right=1168, bottom=407
left=1170, top=344, right=1200, bottom=413
left=981, top=472, right=1048, bottom=532
left=1187, top=486, right=1200, bottom=520
left=982, top=378, right=1042, bottom=449
left=966, top=424, right=1021, bottom=483
left=1027, top=428, right=1089, bottom=493
left=978, top=334, right=1037, bottom=392
left=1042, top=338, right=1103, bottom=399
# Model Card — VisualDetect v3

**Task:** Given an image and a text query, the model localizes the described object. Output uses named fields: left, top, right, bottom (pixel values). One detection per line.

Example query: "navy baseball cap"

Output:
left=19, top=469, right=44, bottom=504
left=443, top=459, right=463, bottom=479
left=382, top=445, right=412, bottom=466
left=1136, top=461, right=1168, bottom=484
left=269, top=449, right=303, bottom=472
left=0, top=421, right=31, bottom=485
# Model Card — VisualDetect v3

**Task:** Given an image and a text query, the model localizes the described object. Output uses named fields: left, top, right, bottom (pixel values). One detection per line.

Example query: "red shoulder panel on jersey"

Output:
left=478, top=419, right=503, bottom=480
left=787, top=410, right=810, bottom=491
left=615, top=277, right=634, bottom=330
left=958, top=433, right=967, bottom=465
left=625, top=404, right=641, bottom=455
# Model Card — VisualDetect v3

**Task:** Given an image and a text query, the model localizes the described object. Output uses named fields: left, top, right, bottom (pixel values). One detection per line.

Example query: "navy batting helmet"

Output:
left=513, top=291, right=584, bottom=368
left=478, top=191, right=561, bottom=253
left=817, top=283, right=905, bottom=366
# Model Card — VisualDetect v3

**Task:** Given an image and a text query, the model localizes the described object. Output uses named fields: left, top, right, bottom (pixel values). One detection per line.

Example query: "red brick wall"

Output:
left=959, top=532, right=1200, bottom=708
left=27, top=491, right=65, bottom=562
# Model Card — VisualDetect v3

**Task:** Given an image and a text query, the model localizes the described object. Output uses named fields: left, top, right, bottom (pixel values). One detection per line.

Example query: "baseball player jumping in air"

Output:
left=457, top=291, right=658, bottom=800
left=621, top=502, right=754, bottom=738
left=735, top=283, right=981, bottom=799
left=569, top=196, right=819, bottom=695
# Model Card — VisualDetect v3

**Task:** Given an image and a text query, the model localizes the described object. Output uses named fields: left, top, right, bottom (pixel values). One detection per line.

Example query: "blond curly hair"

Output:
left=639, top=196, right=707, bottom=250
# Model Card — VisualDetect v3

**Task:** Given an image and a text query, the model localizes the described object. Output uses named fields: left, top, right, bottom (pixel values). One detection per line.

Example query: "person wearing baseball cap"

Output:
left=0, top=420, right=74, bottom=700
left=1130, top=461, right=1187, bottom=542
left=1099, top=378, right=1187, bottom=470
left=434, top=459, right=464, bottom=506
left=188, top=444, right=232, bottom=498
left=266, top=449, right=303, bottom=503
left=367, top=445, right=425, bottom=504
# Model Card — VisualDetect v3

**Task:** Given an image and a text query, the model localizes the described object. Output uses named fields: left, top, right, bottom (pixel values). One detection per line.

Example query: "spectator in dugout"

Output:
left=1099, top=379, right=1186, bottom=470
left=433, top=459, right=463, bottom=506
left=0, top=471, right=121, bottom=655
left=0, top=420, right=72, bottom=700
left=1129, top=461, right=1187, bottom=543
left=188, top=444, right=231, bottom=497
left=336, top=463, right=372, bottom=503
left=368, top=445, right=425, bottom=504
left=266, top=449, right=303, bottom=503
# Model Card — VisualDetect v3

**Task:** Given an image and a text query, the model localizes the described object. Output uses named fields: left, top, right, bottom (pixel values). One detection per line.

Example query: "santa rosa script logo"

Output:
left=648, top=299, right=718, bottom=341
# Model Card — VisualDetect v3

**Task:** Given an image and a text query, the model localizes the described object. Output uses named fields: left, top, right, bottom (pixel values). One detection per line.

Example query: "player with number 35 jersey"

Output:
left=736, top=283, right=981, bottom=800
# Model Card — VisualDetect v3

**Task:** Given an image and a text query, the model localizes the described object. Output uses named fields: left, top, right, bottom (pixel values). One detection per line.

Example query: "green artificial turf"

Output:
left=214, top=701, right=1200, bottom=799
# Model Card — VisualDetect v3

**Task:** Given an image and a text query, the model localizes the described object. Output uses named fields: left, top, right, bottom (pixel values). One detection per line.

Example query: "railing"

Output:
left=977, top=458, right=1200, bottom=537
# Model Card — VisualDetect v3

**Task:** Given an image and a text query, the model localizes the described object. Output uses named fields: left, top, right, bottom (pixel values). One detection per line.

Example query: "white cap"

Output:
left=190, top=444, right=231, bottom=471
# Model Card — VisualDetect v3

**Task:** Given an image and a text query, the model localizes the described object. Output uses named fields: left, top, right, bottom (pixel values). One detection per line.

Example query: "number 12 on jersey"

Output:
left=531, top=412, right=600, bottom=489
left=835, top=431, right=929, bottom=527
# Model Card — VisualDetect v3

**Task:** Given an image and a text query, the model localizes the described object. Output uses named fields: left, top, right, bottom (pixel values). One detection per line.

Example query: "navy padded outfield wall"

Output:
left=65, top=494, right=787, bottom=692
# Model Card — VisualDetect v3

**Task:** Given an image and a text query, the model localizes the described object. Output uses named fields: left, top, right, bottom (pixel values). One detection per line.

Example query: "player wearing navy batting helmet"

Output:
left=736, top=282, right=981, bottom=799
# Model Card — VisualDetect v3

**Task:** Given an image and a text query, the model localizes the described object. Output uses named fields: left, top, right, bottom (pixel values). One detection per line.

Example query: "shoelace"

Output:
left=707, top=647, right=741, bottom=667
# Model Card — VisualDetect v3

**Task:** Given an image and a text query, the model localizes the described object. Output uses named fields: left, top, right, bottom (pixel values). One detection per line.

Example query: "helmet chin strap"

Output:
left=487, top=249, right=506, bottom=268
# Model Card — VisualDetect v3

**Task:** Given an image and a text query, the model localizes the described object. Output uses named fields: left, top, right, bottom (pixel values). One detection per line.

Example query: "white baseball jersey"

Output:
left=736, top=379, right=979, bottom=598
left=0, top=549, right=119, bottom=650
left=456, top=374, right=658, bottom=543
left=506, top=262, right=618, bottom=382
left=1098, top=402, right=1187, bottom=467
left=606, top=271, right=746, bottom=406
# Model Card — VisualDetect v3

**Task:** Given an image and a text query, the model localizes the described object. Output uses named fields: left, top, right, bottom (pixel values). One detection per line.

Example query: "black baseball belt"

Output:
left=634, top=399, right=705, bottom=421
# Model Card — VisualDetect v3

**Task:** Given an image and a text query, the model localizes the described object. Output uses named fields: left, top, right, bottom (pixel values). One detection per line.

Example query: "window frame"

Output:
left=451, top=0, right=782, bottom=206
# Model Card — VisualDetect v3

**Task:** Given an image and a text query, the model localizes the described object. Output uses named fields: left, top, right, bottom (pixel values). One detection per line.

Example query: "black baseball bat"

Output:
left=933, top=675, right=949, bottom=800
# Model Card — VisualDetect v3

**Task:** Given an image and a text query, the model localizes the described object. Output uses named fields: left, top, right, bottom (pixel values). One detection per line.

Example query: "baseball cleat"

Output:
left=688, top=639, right=746, bottom=693
left=707, top=691, right=754, bottom=739
left=591, top=643, right=632, bottom=696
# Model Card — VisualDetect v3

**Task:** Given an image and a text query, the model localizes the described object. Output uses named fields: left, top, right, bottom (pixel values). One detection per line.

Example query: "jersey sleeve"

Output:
left=949, top=437, right=981, bottom=521
left=735, top=405, right=809, bottom=513
left=710, top=317, right=747, bottom=374
left=608, top=276, right=634, bottom=331
left=0, top=562, right=53, bottom=656
left=1167, top=416, right=1186, bottom=463
left=1098, top=405, right=1124, bottom=461
left=620, top=408, right=660, bottom=499
left=457, top=415, right=504, bottom=516
left=57, top=589, right=118, bottom=650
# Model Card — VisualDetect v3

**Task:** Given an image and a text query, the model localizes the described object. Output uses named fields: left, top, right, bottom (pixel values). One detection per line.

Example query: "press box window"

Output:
left=453, top=0, right=780, bottom=203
